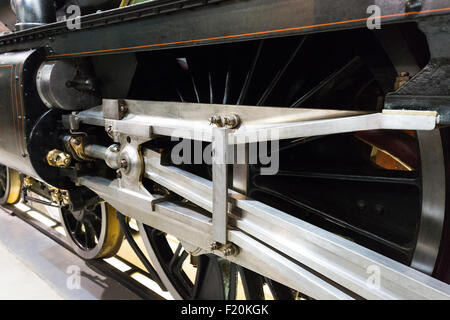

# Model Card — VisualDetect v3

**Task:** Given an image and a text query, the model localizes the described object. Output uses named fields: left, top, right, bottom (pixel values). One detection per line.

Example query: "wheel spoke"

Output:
left=237, top=40, right=264, bottom=105
left=264, top=278, right=294, bottom=300
left=192, top=255, right=236, bottom=300
left=61, top=202, right=123, bottom=260
left=249, top=186, right=415, bottom=254
left=83, top=220, right=98, bottom=247
left=257, top=37, right=307, bottom=106
left=290, top=56, right=363, bottom=108
left=237, top=266, right=265, bottom=300
left=223, top=54, right=234, bottom=105
left=271, top=170, right=418, bottom=186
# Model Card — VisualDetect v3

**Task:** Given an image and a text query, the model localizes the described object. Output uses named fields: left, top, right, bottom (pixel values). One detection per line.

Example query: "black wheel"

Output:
left=0, top=165, right=21, bottom=205
left=138, top=223, right=296, bottom=300
left=60, top=201, right=124, bottom=260
left=126, top=26, right=449, bottom=296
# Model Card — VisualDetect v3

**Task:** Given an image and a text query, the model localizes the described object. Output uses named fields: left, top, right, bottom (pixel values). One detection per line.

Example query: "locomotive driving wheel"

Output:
left=0, top=165, right=22, bottom=205
left=125, top=29, right=449, bottom=298
left=60, top=201, right=124, bottom=260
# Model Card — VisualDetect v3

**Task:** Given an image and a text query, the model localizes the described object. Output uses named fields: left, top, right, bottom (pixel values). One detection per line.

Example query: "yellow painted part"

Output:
left=120, top=0, right=137, bottom=7
left=6, top=169, right=21, bottom=204
left=119, top=0, right=130, bottom=7
left=96, top=203, right=124, bottom=259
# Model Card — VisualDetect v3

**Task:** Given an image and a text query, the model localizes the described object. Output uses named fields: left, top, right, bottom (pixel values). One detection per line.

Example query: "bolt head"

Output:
left=223, top=114, right=240, bottom=128
left=120, top=159, right=128, bottom=169
left=110, top=145, right=120, bottom=153
left=223, top=245, right=239, bottom=257
left=210, top=242, right=221, bottom=251
left=209, top=115, right=223, bottom=126
left=71, top=137, right=81, bottom=145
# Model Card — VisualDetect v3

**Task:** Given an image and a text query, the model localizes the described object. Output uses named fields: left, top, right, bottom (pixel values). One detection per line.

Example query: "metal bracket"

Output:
left=103, top=99, right=128, bottom=120
left=212, top=127, right=230, bottom=244
left=151, top=194, right=174, bottom=211
left=103, top=114, right=157, bottom=208
left=384, top=16, right=450, bottom=124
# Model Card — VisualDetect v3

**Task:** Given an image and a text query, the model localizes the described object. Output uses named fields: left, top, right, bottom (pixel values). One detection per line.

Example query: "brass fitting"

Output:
left=23, top=176, right=36, bottom=188
left=49, top=187, right=71, bottom=206
left=46, top=149, right=72, bottom=168
left=69, top=136, right=91, bottom=161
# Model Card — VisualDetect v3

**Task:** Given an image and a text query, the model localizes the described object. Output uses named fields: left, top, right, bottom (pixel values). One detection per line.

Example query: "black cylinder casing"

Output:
left=0, top=49, right=47, bottom=179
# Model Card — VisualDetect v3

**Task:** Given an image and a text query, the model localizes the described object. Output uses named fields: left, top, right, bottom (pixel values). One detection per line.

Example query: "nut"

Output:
left=210, top=241, right=221, bottom=251
left=223, top=114, right=240, bottom=129
left=110, top=144, right=120, bottom=153
left=120, top=159, right=128, bottom=169
left=209, top=115, right=223, bottom=127
left=222, top=244, right=239, bottom=257
left=71, top=137, right=81, bottom=145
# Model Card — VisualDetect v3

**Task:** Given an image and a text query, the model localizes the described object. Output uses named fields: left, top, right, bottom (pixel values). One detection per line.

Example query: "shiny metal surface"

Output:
left=230, top=110, right=437, bottom=144
left=84, top=144, right=107, bottom=161
left=36, top=61, right=101, bottom=111
left=74, top=100, right=447, bottom=296
left=232, top=199, right=450, bottom=300
left=143, top=147, right=450, bottom=299
left=411, top=130, right=446, bottom=274
left=212, top=127, right=229, bottom=244
left=78, top=175, right=354, bottom=300
left=11, top=0, right=55, bottom=31
left=138, top=220, right=353, bottom=300
left=78, top=171, right=450, bottom=299
left=76, top=100, right=437, bottom=144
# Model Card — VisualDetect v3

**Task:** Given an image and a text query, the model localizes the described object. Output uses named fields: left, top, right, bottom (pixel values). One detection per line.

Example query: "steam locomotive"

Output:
left=0, top=0, right=450, bottom=299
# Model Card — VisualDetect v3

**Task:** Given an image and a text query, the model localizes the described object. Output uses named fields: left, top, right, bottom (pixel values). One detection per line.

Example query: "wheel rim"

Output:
left=0, top=165, right=7, bottom=203
left=60, top=202, right=123, bottom=260
left=0, top=166, right=21, bottom=205
left=248, top=130, right=445, bottom=269
left=412, top=130, right=446, bottom=274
